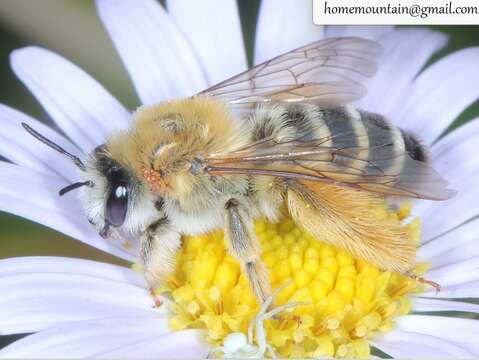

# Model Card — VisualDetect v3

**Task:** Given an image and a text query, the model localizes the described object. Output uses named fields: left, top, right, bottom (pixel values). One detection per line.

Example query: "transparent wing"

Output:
left=198, top=37, right=383, bottom=107
left=204, top=122, right=455, bottom=201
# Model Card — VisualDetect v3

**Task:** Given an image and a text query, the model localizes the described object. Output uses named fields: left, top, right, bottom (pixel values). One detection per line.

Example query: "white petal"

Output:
left=10, top=47, right=130, bottom=153
left=421, top=233, right=479, bottom=270
left=421, top=280, right=479, bottom=298
left=254, top=0, right=324, bottom=64
left=418, top=217, right=479, bottom=262
left=394, top=315, right=479, bottom=356
left=166, top=0, right=247, bottom=85
left=325, top=25, right=393, bottom=40
left=412, top=298, right=479, bottom=314
left=413, top=121, right=479, bottom=241
left=0, top=162, right=135, bottom=261
left=395, top=47, right=479, bottom=144
left=91, top=330, right=208, bottom=358
left=431, top=116, right=479, bottom=163
left=372, top=330, right=474, bottom=358
left=429, top=120, right=479, bottom=186
left=417, top=178, right=479, bottom=243
left=0, top=257, right=154, bottom=335
left=357, top=28, right=447, bottom=119
left=96, top=0, right=208, bottom=105
left=0, top=104, right=79, bottom=181
left=0, top=256, right=144, bottom=284
left=0, top=317, right=208, bottom=359
left=423, top=257, right=479, bottom=288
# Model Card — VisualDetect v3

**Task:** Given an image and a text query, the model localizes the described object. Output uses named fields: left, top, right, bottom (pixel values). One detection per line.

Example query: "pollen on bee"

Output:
left=142, top=167, right=166, bottom=193
left=161, top=201, right=425, bottom=358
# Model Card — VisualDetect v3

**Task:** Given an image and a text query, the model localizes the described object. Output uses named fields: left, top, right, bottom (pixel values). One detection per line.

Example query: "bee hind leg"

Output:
left=149, top=287, right=163, bottom=308
left=404, top=271, right=441, bottom=293
left=224, top=198, right=271, bottom=305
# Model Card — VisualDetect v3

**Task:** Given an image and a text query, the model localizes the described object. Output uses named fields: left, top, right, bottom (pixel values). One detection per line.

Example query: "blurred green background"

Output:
left=0, top=0, right=479, bottom=351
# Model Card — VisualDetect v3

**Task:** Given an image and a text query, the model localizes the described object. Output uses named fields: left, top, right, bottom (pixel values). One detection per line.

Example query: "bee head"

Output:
left=80, top=145, right=159, bottom=239
left=22, top=123, right=163, bottom=239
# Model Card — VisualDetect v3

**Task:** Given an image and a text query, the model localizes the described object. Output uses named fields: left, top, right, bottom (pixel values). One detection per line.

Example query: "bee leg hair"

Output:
left=140, top=217, right=181, bottom=307
left=224, top=198, right=271, bottom=304
left=403, top=270, right=442, bottom=293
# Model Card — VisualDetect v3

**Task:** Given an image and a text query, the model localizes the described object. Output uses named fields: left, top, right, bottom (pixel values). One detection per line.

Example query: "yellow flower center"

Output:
left=160, top=202, right=425, bottom=358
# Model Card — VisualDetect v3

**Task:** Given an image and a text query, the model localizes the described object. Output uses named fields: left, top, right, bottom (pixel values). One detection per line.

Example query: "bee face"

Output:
left=80, top=145, right=160, bottom=239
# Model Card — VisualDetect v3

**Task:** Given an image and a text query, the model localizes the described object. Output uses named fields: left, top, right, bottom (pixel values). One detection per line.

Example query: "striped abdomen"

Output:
left=249, top=103, right=428, bottom=185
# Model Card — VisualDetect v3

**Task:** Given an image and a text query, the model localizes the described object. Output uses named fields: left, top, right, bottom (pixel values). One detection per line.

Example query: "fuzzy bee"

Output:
left=24, top=37, right=454, bottom=304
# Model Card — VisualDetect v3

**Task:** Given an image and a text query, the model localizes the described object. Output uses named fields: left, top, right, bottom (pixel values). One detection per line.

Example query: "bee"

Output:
left=23, top=37, right=455, bottom=304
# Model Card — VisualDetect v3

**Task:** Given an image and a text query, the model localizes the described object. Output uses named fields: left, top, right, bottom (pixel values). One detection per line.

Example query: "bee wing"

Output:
left=198, top=37, right=383, bottom=107
left=204, top=124, right=456, bottom=201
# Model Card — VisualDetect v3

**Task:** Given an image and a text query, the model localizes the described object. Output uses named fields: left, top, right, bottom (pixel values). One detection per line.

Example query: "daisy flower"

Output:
left=1, top=0, right=479, bottom=358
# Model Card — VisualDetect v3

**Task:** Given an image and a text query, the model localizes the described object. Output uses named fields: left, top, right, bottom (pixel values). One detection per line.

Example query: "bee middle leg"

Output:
left=140, top=217, right=181, bottom=306
left=224, top=198, right=271, bottom=304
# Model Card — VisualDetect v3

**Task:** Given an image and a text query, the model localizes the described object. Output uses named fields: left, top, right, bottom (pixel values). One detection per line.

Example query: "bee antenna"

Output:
left=59, top=180, right=94, bottom=196
left=21, top=122, right=86, bottom=171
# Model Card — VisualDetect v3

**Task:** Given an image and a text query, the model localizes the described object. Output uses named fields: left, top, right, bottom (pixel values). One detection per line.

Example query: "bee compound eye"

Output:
left=106, top=184, right=128, bottom=226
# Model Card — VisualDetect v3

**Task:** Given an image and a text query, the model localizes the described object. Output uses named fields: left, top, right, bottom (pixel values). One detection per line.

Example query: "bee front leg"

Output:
left=140, top=217, right=181, bottom=307
left=224, top=198, right=271, bottom=304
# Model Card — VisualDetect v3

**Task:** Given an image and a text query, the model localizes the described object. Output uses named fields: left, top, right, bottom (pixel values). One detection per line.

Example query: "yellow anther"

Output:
left=338, top=264, right=356, bottom=278
left=274, top=259, right=291, bottom=281
left=377, top=301, right=398, bottom=318
left=356, top=276, right=374, bottom=305
left=209, top=286, right=221, bottom=302
left=262, top=251, right=277, bottom=268
left=284, top=233, right=297, bottom=246
left=187, top=300, right=200, bottom=316
left=185, top=234, right=207, bottom=253
left=321, top=256, right=339, bottom=274
left=270, top=235, right=283, bottom=248
left=336, top=250, right=354, bottom=266
left=214, top=261, right=239, bottom=291
left=289, top=243, right=303, bottom=256
left=319, top=245, right=335, bottom=259
left=254, top=220, right=266, bottom=233
left=293, top=330, right=304, bottom=343
left=303, top=258, right=319, bottom=275
left=304, top=247, right=320, bottom=259
left=326, top=291, right=346, bottom=315
left=294, top=269, right=312, bottom=287
left=314, top=335, right=335, bottom=357
left=398, top=297, right=412, bottom=315
left=289, top=253, right=303, bottom=271
left=279, top=218, right=295, bottom=232
left=315, top=267, right=336, bottom=290
left=351, top=324, right=368, bottom=338
left=276, top=245, right=289, bottom=260
left=352, top=339, right=370, bottom=358
left=361, top=311, right=382, bottom=330
left=172, top=284, right=195, bottom=303
left=335, top=277, right=355, bottom=301
left=292, top=227, right=303, bottom=238
left=275, top=280, right=297, bottom=305
left=336, top=343, right=348, bottom=358
left=311, top=280, right=329, bottom=301
left=325, top=317, right=340, bottom=330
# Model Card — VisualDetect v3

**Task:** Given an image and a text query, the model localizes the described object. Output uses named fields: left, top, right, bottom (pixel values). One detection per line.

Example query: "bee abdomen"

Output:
left=250, top=104, right=428, bottom=177
left=359, top=111, right=430, bottom=179
left=400, top=130, right=428, bottom=162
